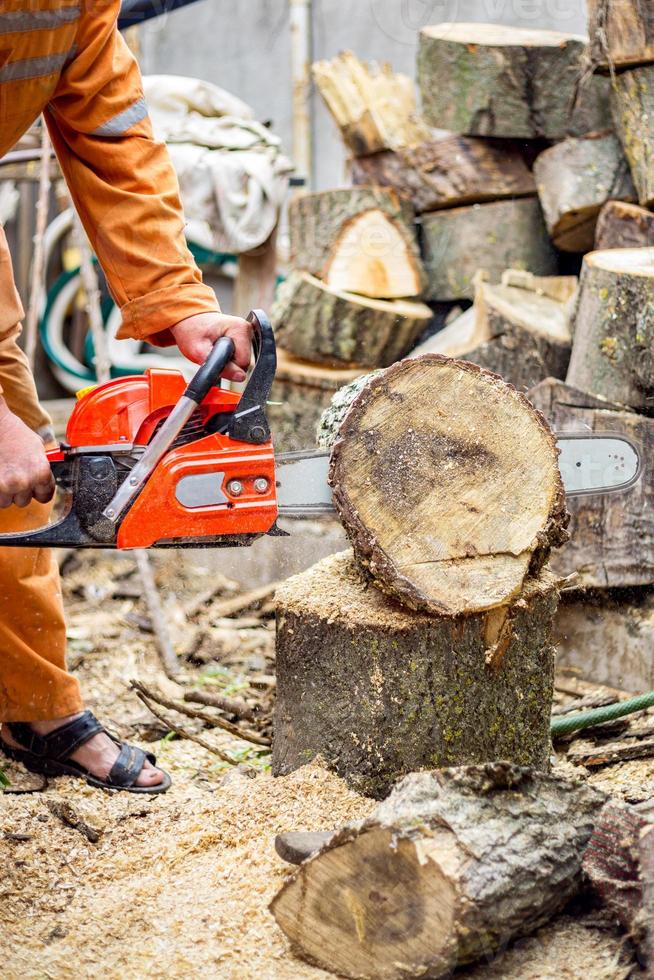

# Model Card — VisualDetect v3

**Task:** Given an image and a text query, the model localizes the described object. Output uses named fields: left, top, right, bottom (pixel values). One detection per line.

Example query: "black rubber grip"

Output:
left=183, top=337, right=236, bottom=404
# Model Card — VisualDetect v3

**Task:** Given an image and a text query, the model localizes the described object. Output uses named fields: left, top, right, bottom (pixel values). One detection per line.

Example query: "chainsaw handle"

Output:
left=183, top=336, right=236, bottom=404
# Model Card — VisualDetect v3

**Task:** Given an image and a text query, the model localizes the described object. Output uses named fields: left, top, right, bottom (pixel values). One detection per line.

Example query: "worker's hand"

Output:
left=171, top=312, right=253, bottom=382
left=0, top=402, right=55, bottom=508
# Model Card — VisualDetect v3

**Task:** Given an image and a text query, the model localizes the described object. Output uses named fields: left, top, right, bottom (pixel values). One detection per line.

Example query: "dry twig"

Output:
left=184, top=688, right=259, bottom=724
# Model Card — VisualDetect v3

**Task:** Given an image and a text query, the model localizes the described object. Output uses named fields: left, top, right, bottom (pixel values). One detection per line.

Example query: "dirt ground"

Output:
left=0, top=551, right=643, bottom=979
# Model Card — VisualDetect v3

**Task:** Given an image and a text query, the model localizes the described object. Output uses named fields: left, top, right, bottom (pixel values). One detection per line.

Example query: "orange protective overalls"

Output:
left=0, top=0, right=219, bottom=720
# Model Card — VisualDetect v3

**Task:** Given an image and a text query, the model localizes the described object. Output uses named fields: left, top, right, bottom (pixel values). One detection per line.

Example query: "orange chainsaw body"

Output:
left=56, top=367, right=278, bottom=549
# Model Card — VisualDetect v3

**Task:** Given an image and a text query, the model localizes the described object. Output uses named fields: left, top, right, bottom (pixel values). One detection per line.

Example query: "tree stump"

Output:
left=417, top=23, right=610, bottom=140
left=588, top=0, right=654, bottom=70
left=534, top=133, right=635, bottom=253
left=529, top=379, right=654, bottom=588
left=274, top=551, right=558, bottom=798
left=421, top=197, right=558, bottom=301
left=553, top=589, right=654, bottom=693
left=322, top=209, right=426, bottom=299
left=271, top=764, right=604, bottom=979
left=565, top=247, right=654, bottom=412
left=271, top=271, right=432, bottom=369
left=351, top=135, right=535, bottom=213
left=266, top=348, right=363, bottom=453
left=288, top=188, right=417, bottom=279
left=312, top=50, right=430, bottom=157
left=319, top=356, right=568, bottom=616
left=612, top=66, right=654, bottom=206
left=595, top=200, right=654, bottom=250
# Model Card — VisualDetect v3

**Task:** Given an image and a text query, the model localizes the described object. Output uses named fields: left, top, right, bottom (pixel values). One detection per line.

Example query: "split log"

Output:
left=417, top=24, right=610, bottom=140
left=565, top=247, right=654, bottom=412
left=534, top=133, right=636, bottom=253
left=350, top=134, right=535, bottom=213
left=595, top=200, right=654, bottom=250
left=529, top=379, right=654, bottom=588
left=319, top=356, right=568, bottom=616
left=312, top=50, right=430, bottom=157
left=273, top=552, right=559, bottom=797
left=322, top=209, right=426, bottom=299
left=583, top=799, right=654, bottom=964
left=554, top=589, right=654, bottom=693
left=421, top=197, right=558, bottom=301
left=271, top=271, right=432, bottom=368
left=267, top=348, right=363, bottom=453
left=288, top=187, right=418, bottom=281
left=271, top=764, right=604, bottom=979
left=612, top=66, right=654, bottom=207
left=588, top=0, right=654, bottom=70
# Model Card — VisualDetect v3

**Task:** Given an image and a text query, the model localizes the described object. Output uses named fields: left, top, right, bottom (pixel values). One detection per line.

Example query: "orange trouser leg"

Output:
left=0, top=226, right=82, bottom=722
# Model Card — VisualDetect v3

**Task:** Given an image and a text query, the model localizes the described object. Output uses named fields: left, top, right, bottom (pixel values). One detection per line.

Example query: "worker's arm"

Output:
left=45, top=0, right=250, bottom=378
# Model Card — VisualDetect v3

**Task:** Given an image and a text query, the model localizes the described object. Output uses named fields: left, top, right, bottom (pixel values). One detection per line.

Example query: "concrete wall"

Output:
left=140, top=0, right=588, bottom=190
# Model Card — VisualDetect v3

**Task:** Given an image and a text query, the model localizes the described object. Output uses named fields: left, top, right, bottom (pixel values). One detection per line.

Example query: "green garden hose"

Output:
left=551, top=690, right=654, bottom=737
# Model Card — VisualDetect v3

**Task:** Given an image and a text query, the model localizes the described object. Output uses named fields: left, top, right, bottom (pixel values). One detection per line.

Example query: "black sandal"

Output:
left=0, top=710, right=171, bottom=794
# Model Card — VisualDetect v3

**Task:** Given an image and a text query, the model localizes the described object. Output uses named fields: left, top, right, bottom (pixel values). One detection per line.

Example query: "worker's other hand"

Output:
left=171, top=312, right=253, bottom=382
left=0, top=402, right=55, bottom=508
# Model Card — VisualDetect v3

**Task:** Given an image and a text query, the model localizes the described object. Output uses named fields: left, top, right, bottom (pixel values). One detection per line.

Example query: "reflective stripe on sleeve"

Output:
left=0, top=51, right=73, bottom=82
left=0, top=8, right=80, bottom=34
left=90, top=96, right=148, bottom=137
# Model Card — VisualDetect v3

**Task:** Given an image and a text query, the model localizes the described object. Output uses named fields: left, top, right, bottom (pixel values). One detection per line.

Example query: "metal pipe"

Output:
left=289, top=0, right=313, bottom=189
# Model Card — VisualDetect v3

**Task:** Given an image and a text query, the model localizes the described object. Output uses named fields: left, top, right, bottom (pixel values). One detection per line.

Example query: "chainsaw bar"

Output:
left=275, top=433, right=643, bottom=517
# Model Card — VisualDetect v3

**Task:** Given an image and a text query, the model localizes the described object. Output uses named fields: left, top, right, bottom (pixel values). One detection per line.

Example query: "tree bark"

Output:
left=289, top=187, right=417, bottom=280
left=612, top=66, right=654, bottom=207
left=421, top=197, right=558, bottom=301
left=322, top=209, right=426, bottom=299
left=418, top=24, right=610, bottom=140
left=273, top=552, right=559, bottom=798
left=529, top=378, right=654, bottom=588
left=271, top=764, right=604, bottom=979
left=553, top=589, right=654, bottom=694
left=595, top=200, right=654, bottom=250
left=267, top=348, right=363, bottom=453
left=312, top=50, right=431, bottom=157
left=565, top=248, right=654, bottom=412
left=351, top=135, right=535, bottom=214
left=588, top=0, right=654, bottom=70
left=271, top=271, right=432, bottom=368
left=533, top=132, right=636, bottom=253
left=320, top=356, right=569, bottom=616
left=583, top=799, right=654, bottom=965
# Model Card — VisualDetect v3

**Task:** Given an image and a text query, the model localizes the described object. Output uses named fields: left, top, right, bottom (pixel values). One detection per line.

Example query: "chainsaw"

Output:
left=0, top=310, right=642, bottom=550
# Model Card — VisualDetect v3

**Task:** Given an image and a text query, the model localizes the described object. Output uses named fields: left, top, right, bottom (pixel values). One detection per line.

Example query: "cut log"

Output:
left=554, top=589, right=654, bottom=693
left=412, top=271, right=575, bottom=390
left=322, top=209, right=425, bottom=299
left=595, top=200, right=654, bottom=250
left=271, top=271, right=432, bottom=368
left=350, top=134, right=536, bottom=213
left=565, top=247, right=654, bottom=412
left=418, top=24, right=611, bottom=140
left=312, top=50, right=431, bottom=157
left=534, top=133, right=636, bottom=253
left=273, top=552, right=559, bottom=797
left=271, top=764, right=604, bottom=979
left=612, top=66, right=654, bottom=207
left=529, top=379, right=654, bottom=588
left=588, top=0, right=654, bottom=70
left=421, top=197, right=558, bottom=301
left=319, top=356, right=568, bottom=616
left=267, top=348, right=363, bottom=453
left=583, top=799, right=654, bottom=964
left=288, top=187, right=418, bottom=281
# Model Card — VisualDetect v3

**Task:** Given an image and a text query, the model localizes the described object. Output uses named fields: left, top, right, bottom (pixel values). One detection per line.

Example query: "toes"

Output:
left=135, top=761, right=165, bottom=787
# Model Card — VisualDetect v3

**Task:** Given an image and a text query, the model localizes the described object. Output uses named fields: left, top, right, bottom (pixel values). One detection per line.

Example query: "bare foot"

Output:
left=1, top=714, right=165, bottom=787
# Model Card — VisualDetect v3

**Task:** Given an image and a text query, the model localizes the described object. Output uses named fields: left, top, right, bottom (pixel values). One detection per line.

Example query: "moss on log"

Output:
left=418, top=23, right=610, bottom=140
left=612, top=65, right=654, bottom=207
left=421, top=198, right=558, bottom=301
left=273, top=552, right=559, bottom=797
